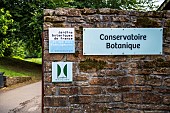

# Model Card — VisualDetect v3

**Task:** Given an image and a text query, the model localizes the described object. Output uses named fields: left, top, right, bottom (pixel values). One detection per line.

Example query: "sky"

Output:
left=155, top=0, right=165, bottom=6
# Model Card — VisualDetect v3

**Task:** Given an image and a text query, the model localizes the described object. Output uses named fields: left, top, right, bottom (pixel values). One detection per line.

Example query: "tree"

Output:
left=0, top=8, right=16, bottom=57
left=0, top=0, right=56, bottom=57
left=69, top=0, right=158, bottom=11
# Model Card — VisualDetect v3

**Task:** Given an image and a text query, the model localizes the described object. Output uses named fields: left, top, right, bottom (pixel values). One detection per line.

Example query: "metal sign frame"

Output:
left=83, top=28, right=163, bottom=55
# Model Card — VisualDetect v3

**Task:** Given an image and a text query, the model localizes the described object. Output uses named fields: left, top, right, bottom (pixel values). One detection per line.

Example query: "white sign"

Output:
left=52, top=62, right=73, bottom=82
left=83, top=28, right=163, bottom=55
left=49, top=28, right=75, bottom=53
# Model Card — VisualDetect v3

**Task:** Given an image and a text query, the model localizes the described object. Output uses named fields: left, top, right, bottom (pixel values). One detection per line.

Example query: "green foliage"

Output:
left=11, top=39, right=26, bottom=58
left=53, top=0, right=74, bottom=7
left=0, top=0, right=56, bottom=58
left=0, top=8, right=15, bottom=35
left=0, top=38, right=10, bottom=57
left=69, top=0, right=158, bottom=11
left=0, top=8, right=16, bottom=57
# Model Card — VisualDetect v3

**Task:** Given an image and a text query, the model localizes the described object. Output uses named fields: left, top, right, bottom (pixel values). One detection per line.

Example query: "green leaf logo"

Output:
left=57, top=64, right=61, bottom=77
left=57, top=64, right=67, bottom=77
left=63, top=64, right=67, bottom=77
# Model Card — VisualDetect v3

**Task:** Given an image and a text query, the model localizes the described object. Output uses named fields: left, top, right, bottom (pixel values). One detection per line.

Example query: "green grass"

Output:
left=23, top=58, right=42, bottom=64
left=0, top=57, right=42, bottom=80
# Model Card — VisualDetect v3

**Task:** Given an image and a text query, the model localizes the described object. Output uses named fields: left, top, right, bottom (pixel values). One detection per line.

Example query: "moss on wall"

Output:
left=79, top=58, right=106, bottom=71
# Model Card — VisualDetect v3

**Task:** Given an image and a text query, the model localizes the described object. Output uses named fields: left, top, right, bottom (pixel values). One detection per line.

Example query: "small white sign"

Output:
left=52, top=62, right=73, bottom=82
left=83, top=28, right=163, bottom=55
left=49, top=28, right=75, bottom=53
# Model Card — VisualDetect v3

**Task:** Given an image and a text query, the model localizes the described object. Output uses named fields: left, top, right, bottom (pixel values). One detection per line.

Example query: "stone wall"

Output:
left=5, top=76, right=32, bottom=87
left=43, top=8, right=170, bottom=113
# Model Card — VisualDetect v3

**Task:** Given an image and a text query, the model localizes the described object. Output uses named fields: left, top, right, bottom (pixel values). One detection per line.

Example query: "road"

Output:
left=0, top=81, right=41, bottom=113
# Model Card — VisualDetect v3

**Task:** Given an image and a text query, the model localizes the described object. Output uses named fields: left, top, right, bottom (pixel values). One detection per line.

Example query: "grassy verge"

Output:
left=0, top=57, right=42, bottom=80
left=23, top=58, right=42, bottom=64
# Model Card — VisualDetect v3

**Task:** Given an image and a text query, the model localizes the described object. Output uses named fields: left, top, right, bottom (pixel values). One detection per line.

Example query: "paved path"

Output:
left=0, top=81, right=41, bottom=113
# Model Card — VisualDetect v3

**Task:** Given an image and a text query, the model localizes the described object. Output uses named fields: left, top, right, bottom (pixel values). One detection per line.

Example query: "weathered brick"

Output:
left=107, top=87, right=131, bottom=93
left=112, top=93, right=122, bottom=102
left=110, top=9, right=127, bottom=15
left=44, top=40, right=49, bottom=50
left=80, top=104, right=92, bottom=113
left=52, top=23, right=66, bottom=27
left=85, top=15, right=101, bottom=23
left=105, top=78, right=117, bottom=86
left=44, top=107, right=53, bottom=113
left=91, top=103, right=110, bottom=113
left=89, top=77, right=116, bottom=86
left=163, top=95, right=170, bottom=104
left=44, top=61, right=52, bottom=72
left=81, top=87, right=102, bottom=94
left=131, top=86, right=152, bottom=91
left=140, top=104, right=170, bottom=111
left=117, top=76, right=135, bottom=86
left=55, top=83, right=74, bottom=87
left=43, top=22, right=53, bottom=30
left=111, top=15, right=129, bottom=22
left=129, top=55, right=146, bottom=60
left=113, top=109, right=144, bottom=113
left=75, top=81, right=89, bottom=86
left=59, top=87, right=70, bottom=95
left=42, top=30, right=48, bottom=40
left=84, top=56, right=126, bottom=62
left=166, top=55, right=170, bottom=61
left=66, top=54, right=77, bottom=61
left=163, top=77, right=170, bottom=86
left=164, top=47, right=170, bottom=54
left=102, top=16, right=110, bottom=22
left=145, top=75, right=162, bottom=86
left=98, top=8, right=110, bottom=14
left=105, top=69, right=126, bottom=76
left=108, top=56, right=127, bottom=62
left=143, top=93, right=162, bottom=104
left=67, top=17, right=84, bottom=23
left=156, top=61, right=170, bottom=68
left=105, top=63, right=118, bottom=69
left=44, top=73, right=52, bottom=83
left=153, top=68, right=170, bottom=75
left=89, top=77, right=105, bottom=85
left=121, top=62, right=129, bottom=68
left=165, top=19, right=170, bottom=27
left=129, top=69, right=152, bottom=75
left=74, top=74, right=88, bottom=81
left=82, top=8, right=97, bottom=14
left=54, top=8, right=68, bottom=16
left=153, top=87, right=170, bottom=94
left=123, top=93, right=142, bottom=103
left=67, top=8, right=81, bottom=16
left=44, top=9, right=55, bottom=16
left=109, top=103, right=128, bottom=109
left=44, top=96, right=67, bottom=107
left=44, top=16, right=66, bottom=22
left=44, top=84, right=56, bottom=96
left=135, top=75, right=145, bottom=85
left=69, top=95, right=92, bottom=104
left=144, top=111, right=167, bottom=113
left=59, top=87, right=78, bottom=95
left=54, top=108, right=70, bottom=113
left=94, top=95, right=111, bottom=103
